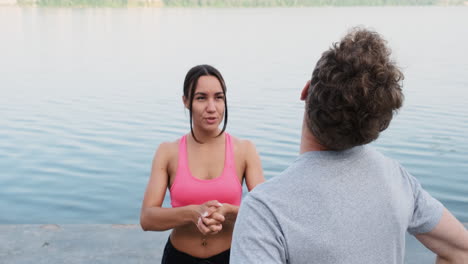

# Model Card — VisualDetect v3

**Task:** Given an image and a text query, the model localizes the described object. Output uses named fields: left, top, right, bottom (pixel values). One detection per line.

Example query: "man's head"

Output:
left=302, top=28, right=404, bottom=150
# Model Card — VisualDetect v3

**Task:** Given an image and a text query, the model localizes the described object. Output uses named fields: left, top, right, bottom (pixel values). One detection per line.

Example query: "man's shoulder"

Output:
left=246, top=150, right=331, bottom=200
left=248, top=173, right=284, bottom=198
left=245, top=166, right=299, bottom=208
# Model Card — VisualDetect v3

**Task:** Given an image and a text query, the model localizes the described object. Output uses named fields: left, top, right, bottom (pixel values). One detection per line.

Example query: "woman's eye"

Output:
left=196, top=97, right=205, bottom=100
left=216, top=96, right=225, bottom=100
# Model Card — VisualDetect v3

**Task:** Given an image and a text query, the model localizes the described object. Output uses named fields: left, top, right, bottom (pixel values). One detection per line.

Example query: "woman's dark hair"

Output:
left=306, top=28, right=404, bottom=150
left=183, top=64, right=228, bottom=143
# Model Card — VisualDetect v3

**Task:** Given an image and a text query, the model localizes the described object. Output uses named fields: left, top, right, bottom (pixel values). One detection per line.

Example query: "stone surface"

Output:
left=0, top=225, right=170, bottom=264
left=0, top=224, right=466, bottom=263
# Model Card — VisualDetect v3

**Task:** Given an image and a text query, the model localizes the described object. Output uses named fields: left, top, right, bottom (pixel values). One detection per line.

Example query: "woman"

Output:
left=140, top=64, right=265, bottom=264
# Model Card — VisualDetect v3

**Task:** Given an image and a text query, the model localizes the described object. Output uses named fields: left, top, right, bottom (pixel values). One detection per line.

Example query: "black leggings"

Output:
left=161, top=238, right=230, bottom=264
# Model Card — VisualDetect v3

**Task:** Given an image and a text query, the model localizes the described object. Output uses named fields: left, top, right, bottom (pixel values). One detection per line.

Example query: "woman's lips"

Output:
left=205, top=117, right=217, bottom=124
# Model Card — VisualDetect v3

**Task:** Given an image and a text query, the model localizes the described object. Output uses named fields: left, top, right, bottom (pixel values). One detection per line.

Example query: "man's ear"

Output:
left=300, top=80, right=311, bottom=101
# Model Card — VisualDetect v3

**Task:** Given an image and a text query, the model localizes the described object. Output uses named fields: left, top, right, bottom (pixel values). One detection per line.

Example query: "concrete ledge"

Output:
left=0, top=224, right=170, bottom=264
left=0, top=224, right=467, bottom=264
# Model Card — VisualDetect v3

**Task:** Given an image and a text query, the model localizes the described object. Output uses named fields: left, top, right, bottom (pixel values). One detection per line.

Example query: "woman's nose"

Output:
left=206, top=99, right=216, bottom=112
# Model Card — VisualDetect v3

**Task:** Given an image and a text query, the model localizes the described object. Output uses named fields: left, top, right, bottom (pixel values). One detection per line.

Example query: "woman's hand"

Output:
left=195, top=202, right=240, bottom=235
left=194, top=200, right=223, bottom=235
left=204, top=203, right=239, bottom=227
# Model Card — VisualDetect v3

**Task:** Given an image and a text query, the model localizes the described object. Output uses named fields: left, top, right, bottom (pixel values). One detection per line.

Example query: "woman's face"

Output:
left=186, top=75, right=225, bottom=133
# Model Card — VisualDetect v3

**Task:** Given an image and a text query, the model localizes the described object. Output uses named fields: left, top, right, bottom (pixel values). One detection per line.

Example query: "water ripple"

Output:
left=1, top=7, right=467, bottom=224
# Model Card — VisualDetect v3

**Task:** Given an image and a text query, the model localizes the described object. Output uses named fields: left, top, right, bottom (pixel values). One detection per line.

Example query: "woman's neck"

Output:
left=189, top=129, right=224, bottom=145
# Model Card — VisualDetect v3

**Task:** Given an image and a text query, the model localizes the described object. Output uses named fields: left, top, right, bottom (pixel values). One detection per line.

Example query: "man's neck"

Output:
left=300, top=114, right=327, bottom=154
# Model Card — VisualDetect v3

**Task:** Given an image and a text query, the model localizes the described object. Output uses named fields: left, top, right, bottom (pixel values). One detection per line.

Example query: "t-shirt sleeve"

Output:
left=230, top=193, right=287, bottom=264
left=404, top=168, right=444, bottom=235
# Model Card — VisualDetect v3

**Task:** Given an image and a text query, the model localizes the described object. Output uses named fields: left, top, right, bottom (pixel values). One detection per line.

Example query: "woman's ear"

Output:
left=182, top=96, right=189, bottom=109
left=300, top=80, right=311, bottom=101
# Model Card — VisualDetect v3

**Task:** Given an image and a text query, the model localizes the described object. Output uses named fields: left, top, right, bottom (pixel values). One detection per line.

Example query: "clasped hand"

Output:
left=195, top=200, right=228, bottom=235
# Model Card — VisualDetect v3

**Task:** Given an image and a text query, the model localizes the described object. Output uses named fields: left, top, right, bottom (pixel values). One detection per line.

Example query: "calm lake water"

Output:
left=0, top=6, right=467, bottom=224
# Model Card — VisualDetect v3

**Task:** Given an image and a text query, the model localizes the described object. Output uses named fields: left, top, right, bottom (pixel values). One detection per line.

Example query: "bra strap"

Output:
left=177, top=135, right=188, bottom=171
left=225, top=133, right=235, bottom=169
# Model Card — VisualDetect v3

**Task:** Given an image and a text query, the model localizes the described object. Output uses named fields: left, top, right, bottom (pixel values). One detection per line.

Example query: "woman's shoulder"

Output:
left=158, top=140, right=179, bottom=151
left=229, top=134, right=257, bottom=154
left=154, top=137, right=182, bottom=160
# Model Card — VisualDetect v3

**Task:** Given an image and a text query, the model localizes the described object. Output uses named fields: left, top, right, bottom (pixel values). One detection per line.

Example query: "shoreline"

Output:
left=2, top=1, right=468, bottom=7
left=1, top=223, right=467, bottom=263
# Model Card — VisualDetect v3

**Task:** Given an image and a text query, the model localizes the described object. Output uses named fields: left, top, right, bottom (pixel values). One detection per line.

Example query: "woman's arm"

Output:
left=243, top=140, right=265, bottom=191
left=140, top=142, right=221, bottom=232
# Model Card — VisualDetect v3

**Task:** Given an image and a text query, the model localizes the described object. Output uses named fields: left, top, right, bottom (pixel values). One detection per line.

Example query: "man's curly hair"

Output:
left=306, top=28, right=404, bottom=150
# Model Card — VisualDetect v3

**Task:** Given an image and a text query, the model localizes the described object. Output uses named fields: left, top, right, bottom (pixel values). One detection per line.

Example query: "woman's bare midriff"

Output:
left=170, top=221, right=234, bottom=258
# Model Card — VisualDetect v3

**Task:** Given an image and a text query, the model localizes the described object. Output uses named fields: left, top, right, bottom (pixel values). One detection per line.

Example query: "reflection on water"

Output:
left=0, top=7, right=467, bottom=223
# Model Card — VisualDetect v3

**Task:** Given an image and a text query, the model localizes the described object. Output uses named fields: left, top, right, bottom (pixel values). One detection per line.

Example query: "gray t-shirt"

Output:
left=231, top=145, right=444, bottom=264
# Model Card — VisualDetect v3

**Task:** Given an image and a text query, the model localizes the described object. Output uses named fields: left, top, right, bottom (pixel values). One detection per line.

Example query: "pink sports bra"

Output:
left=170, top=133, right=242, bottom=208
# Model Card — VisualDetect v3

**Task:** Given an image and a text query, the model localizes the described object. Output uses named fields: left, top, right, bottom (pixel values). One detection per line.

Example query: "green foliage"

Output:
left=17, top=0, right=465, bottom=7
left=162, top=0, right=464, bottom=7
left=19, top=0, right=163, bottom=7
left=36, top=0, right=127, bottom=7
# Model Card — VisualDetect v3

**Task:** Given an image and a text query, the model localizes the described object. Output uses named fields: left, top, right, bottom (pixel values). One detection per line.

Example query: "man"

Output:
left=230, top=28, right=468, bottom=264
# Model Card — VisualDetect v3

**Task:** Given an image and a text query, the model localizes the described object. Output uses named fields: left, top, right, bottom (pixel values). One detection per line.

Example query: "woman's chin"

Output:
left=198, top=125, right=222, bottom=134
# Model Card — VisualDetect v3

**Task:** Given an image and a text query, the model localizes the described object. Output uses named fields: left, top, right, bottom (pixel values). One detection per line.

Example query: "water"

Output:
left=0, top=6, right=467, bottom=224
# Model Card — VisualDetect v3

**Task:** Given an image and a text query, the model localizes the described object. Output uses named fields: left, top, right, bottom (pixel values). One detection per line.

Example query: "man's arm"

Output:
left=230, top=194, right=287, bottom=264
left=415, top=208, right=468, bottom=264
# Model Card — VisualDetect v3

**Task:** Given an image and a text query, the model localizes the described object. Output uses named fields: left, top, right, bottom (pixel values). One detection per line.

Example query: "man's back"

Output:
left=231, top=146, right=443, bottom=264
